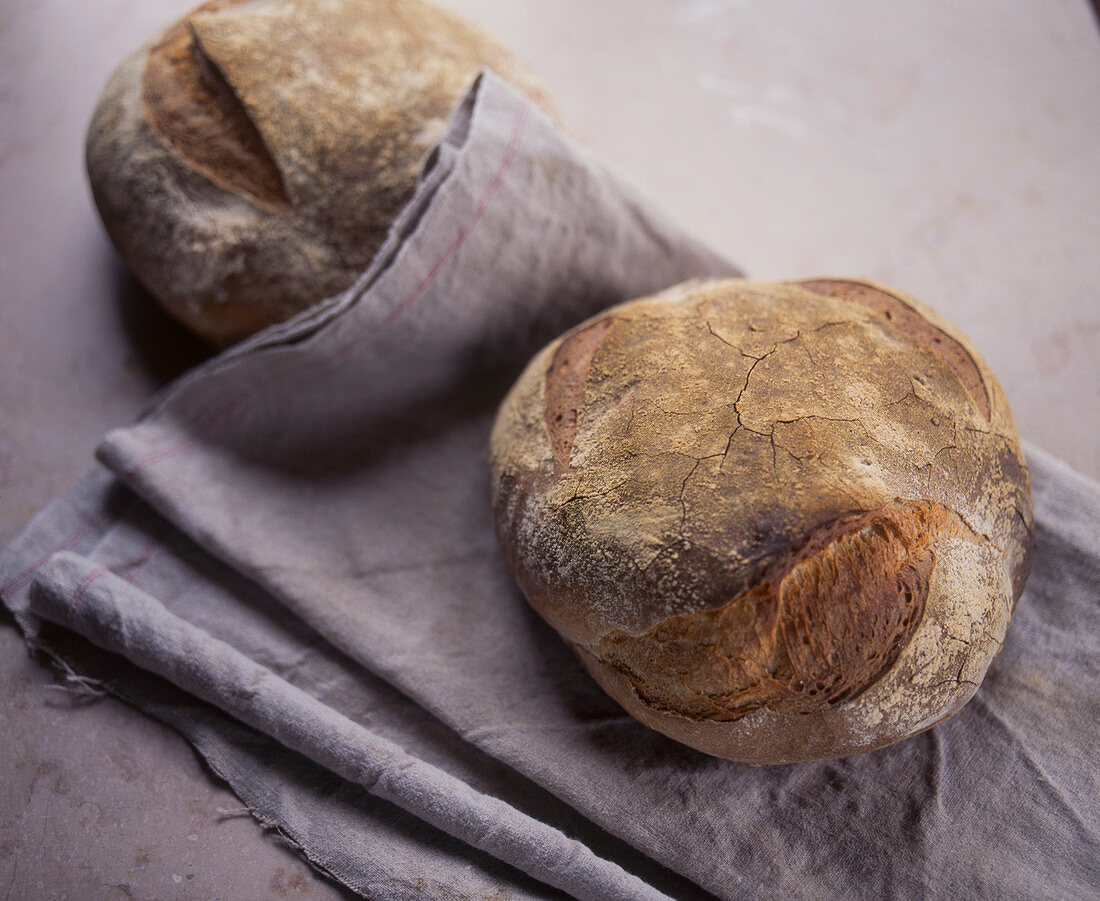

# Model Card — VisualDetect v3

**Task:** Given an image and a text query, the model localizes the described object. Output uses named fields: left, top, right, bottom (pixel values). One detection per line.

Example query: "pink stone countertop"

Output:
left=2, top=1, right=1097, bottom=897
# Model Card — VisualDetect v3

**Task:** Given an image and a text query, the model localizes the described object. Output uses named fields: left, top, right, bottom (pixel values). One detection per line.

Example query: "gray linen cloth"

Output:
left=2, top=72, right=1098, bottom=899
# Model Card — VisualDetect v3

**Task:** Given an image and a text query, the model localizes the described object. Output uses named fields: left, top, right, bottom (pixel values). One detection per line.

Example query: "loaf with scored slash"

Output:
left=87, top=0, right=555, bottom=344
left=490, top=278, right=1034, bottom=763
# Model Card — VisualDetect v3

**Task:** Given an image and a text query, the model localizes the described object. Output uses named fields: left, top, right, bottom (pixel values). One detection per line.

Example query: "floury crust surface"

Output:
left=490, top=278, right=1034, bottom=763
left=86, top=0, right=556, bottom=344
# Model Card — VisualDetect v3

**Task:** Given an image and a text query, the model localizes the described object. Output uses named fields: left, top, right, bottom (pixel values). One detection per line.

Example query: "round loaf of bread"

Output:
left=87, top=0, right=555, bottom=345
left=490, top=278, right=1034, bottom=763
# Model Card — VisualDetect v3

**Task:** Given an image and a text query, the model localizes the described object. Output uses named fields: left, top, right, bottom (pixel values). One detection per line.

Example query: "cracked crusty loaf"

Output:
left=86, top=0, right=555, bottom=345
left=490, top=278, right=1034, bottom=763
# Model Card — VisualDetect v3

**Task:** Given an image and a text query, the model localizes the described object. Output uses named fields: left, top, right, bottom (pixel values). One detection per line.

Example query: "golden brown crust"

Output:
left=489, top=278, right=1034, bottom=762
left=88, top=0, right=559, bottom=344
left=593, top=499, right=971, bottom=722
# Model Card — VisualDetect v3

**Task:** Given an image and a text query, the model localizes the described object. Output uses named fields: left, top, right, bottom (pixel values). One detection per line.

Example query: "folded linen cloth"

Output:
left=3, top=71, right=1098, bottom=899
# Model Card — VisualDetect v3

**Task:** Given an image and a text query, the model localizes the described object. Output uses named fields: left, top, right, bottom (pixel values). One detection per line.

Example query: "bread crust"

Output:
left=87, top=0, right=557, bottom=344
left=490, top=278, right=1034, bottom=763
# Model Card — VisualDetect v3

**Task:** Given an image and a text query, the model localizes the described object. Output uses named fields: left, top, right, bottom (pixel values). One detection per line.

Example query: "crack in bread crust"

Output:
left=589, top=499, right=981, bottom=722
